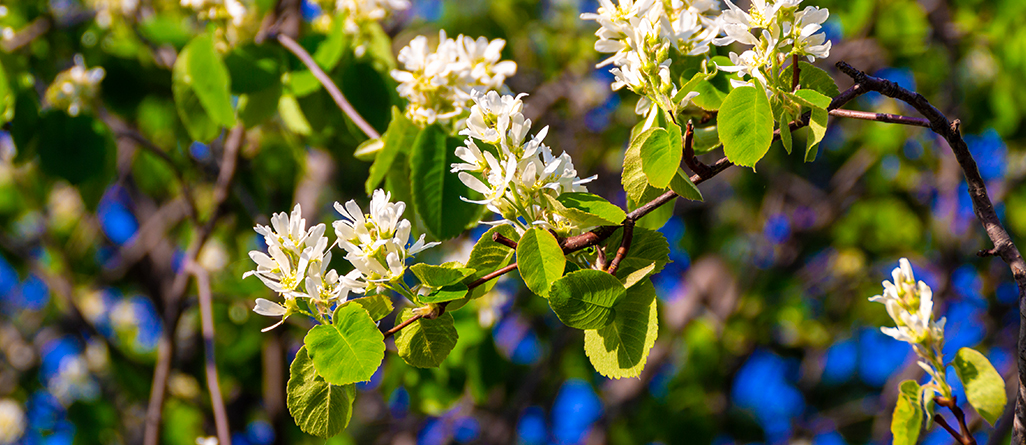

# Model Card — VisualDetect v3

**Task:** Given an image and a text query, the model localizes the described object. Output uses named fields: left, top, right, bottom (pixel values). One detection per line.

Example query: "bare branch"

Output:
left=275, top=33, right=381, bottom=140
left=189, top=262, right=231, bottom=445
left=605, top=219, right=634, bottom=275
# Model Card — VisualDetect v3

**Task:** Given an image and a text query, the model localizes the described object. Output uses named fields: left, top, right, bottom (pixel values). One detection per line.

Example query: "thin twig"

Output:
left=144, top=125, right=245, bottom=445
left=836, top=60, right=1026, bottom=444
left=605, top=219, right=634, bottom=275
left=828, top=109, right=931, bottom=127
left=275, top=33, right=381, bottom=140
left=935, top=396, right=977, bottom=445
left=681, top=120, right=712, bottom=178
left=493, top=232, right=519, bottom=249
left=190, top=262, right=231, bottom=445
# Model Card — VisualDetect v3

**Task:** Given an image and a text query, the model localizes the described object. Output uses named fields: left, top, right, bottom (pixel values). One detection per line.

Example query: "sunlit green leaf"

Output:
left=287, top=346, right=356, bottom=439
left=718, top=84, right=773, bottom=169
left=891, top=380, right=923, bottom=445
left=367, top=108, right=419, bottom=194
left=953, top=347, right=1006, bottom=425
left=548, top=269, right=625, bottom=329
left=394, top=308, right=458, bottom=368
left=583, top=278, right=658, bottom=378
left=304, top=304, right=385, bottom=385
left=516, top=228, right=566, bottom=297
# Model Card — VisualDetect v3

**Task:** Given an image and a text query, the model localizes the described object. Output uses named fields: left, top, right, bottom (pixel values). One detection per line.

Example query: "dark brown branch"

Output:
left=792, top=54, right=801, bottom=92
left=681, top=120, right=713, bottom=178
left=144, top=125, right=245, bottom=445
left=935, top=396, right=977, bottom=445
left=493, top=232, right=519, bottom=249
left=275, top=33, right=381, bottom=140
left=605, top=219, right=634, bottom=275
left=837, top=60, right=1026, bottom=445
left=190, top=262, right=231, bottom=445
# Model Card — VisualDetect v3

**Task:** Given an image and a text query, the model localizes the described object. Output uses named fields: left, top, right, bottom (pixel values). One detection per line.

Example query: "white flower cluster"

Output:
left=714, top=0, right=831, bottom=87
left=452, top=91, right=596, bottom=236
left=44, top=55, right=105, bottom=117
left=869, top=258, right=950, bottom=395
left=582, top=0, right=720, bottom=114
left=244, top=192, right=437, bottom=331
left=310, top=0, right=409, bottom=56
left=391, top=31, right=517, bottom=127
left=180, top=0, right=248, bottom=27
left=581, top=0, right=832, bottom=110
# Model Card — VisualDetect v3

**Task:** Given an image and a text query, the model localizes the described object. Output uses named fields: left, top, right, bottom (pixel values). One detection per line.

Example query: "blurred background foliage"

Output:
left=0, top=0, right=1024, bottom=444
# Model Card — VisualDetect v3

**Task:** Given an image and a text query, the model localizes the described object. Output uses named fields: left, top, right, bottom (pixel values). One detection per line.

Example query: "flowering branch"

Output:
left=835, top=61, right=1026, bottom=443
left=275, top=33, right=381, bottom=140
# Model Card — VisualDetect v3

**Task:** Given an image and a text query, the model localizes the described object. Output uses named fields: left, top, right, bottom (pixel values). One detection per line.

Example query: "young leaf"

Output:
left=624, top=128, right=671, bottom=229
left=953, top=347, right=1007, bottom=425
left=602, top=226, right=671, bottom=288
left=394, top=308, right=458, bottom=368
left=419, top=283, right=470, bottom=304
left=410, top=263, right=476, bottom=288
left=692, top=126, right=721, bottom=154
left=516, top=228, right=566, bottom=297
left=793, top=89, right=830, bottom=162
left=583, top=278, right=658, bottom=378
left=690, top=80, right=729, bottom=111
left=548, top=269, right=626, bottom=329
left=462, top=225, right=519, bottom=301
left=344, top=295, right=393, bottom=321
left=779, top=109, right=793, bottom=154
left=366, top=108, right=420, bottom=194
left=556, top=193, right=627, bottom=225
left=177, top=34, right=236, bottom=128
left=718, top=84, right=774, bottom=169
left=286, top=346, right=356, bottom=439
left=278, top=94, right=313, bottom=136
left=891, top=380, right=923, bottom=445
left=669, top=168, right=703, bottom=202
left=304, top=304, right=385, bottom=386
left=410, top=125, right=481, bottom=239
left=639, top=125, right=683, bottom=189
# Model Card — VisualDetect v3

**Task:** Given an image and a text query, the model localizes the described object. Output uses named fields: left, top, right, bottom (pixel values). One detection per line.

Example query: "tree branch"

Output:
left=935, top=396, right=977, bottom=445
left=189, top=262, right=231, bottom=445
left=828, top=108, right=930, bottom=127
left=275, top=33, right=381, bottom=140
left=605, top=219, right=634, bottom=275
left=144, top=125, right=245, bottom=445
left=836, top=60, right=1026, bottom=445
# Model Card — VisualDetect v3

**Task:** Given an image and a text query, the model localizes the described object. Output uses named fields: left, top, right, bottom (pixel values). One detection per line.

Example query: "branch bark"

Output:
left=190, top=262, right=231, bottom=445
left=836, top=60, right=1026, bottom=445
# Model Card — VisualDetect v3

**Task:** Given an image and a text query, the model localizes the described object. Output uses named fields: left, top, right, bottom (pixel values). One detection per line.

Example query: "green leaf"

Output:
left=556, top=193, right=627, bottom=225
left=366, top=108, right=419, bottom=194
left=891, top=380, right=923, bottom=445
left=353, top=138, right=384, bottom=161
left=623, top=128, right=666, bottom=206
left=779, top=62, right=841, bottom=98
left=304, top=304, right=385, bottom=385
left=37, top=112, right=112, bottom=185
left=177, top=34, right=236, bottom=128
left=344, top=295, right=393, bottom=321
left=516, top=228, right=566, bottom=297
left=238, top=81, right=283, bottom=128
left=583, top=278, right=658, bottom=378
left=639, top=127, right=682, bottom=189
left=287, top=346, right=355, bottom=438
left=602, top=226, right=671, bottom=288
left=224, top=44, right=281, bottom=94
left=718, top=84, right=774, bottom=169
left=462, top=225, right=519, bottom=301
left=673, top=71, right=715, bottom=104
left=779, top=109, right=793, bottom=154
left=692, top=126, right=720, bottom=154
left=953, top=347, right=1007, bottom=425
left=410, top=263, right=476, bottom=288
left=173, top=54, right=220, bottom=142
left=548, top=269, right=626, bottom=329
left=690, top=80, right=728, bottom=111
left=419, top=283, right=470, bottom=304
left=0, top=60, right=12, bottom=124
left=543, top=193, right=626, bottom=227
left=669, top=168, right=703, bottom=202
left=278, top=94, right=312, bottom=135
left=410, top=125, right=481, bottom=239
left=793, top=89, right=830, bottom=162
left=394, top=308, right=458, bottom=368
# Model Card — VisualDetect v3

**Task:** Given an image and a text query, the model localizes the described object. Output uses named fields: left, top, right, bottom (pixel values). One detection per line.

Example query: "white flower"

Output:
left=332, top=190, right=438, bottom=292
left=253, top=298, right=289, bottom=332
left=0, top=399, right=25, bottom=445
left=245, top=204, right=328, bottom=295
left=788, top=6, right=831, bottom=61
left=869, top=258, right=946, bottom=346
left=454, top=92, right=597, bottom=235
left=391, top=31, right=517, bottom=127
